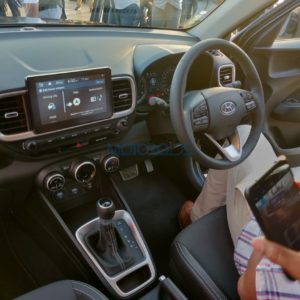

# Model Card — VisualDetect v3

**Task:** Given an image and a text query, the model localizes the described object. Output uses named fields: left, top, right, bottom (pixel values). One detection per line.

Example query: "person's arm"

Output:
left=23, top=0, right=39, bottom=17
left=252, top=238, right=300, bottom=280
left=237, top=250, right=263, bottom=300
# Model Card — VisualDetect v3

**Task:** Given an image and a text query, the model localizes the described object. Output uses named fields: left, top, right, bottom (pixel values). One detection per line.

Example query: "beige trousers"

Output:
left=190, top=126, right=278, bottom=246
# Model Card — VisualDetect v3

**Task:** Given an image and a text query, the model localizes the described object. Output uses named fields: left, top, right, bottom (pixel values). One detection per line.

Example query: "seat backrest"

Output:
left=170, top=206, right=240, bottom=300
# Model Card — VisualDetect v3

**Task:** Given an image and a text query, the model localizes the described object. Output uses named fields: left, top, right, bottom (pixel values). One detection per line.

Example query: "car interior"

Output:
left=0, top=0, right=300, bottom=299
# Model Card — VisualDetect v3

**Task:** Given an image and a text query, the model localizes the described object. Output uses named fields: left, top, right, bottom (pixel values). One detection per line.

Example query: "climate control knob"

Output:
left=116, top=118, right=128, bottom=132
left=44, top=172, right=65, bottom=192
left=102, top=155, right=120, bottom=173
left=71, top=161, right=96, bottom=184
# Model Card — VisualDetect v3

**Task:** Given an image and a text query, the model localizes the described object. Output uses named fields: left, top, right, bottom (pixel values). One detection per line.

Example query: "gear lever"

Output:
left=95, top=198, right=137, bottom=276
left=96, top=198, right=115, bottom=225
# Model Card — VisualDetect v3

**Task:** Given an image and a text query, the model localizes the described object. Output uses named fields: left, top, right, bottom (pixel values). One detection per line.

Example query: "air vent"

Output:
left=112, top=79, right=133, bottom=113
left=0, top=94, right=28, bottom=135
left=219, top=66, right=234, bottom=86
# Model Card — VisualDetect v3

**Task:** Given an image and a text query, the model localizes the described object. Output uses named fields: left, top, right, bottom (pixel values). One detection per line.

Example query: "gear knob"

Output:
left=96, top=198, right=115, bottom=221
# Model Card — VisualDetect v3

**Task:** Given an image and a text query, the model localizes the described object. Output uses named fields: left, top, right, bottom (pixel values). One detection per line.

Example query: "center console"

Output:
left=15, top=68, right=186, bottom=299
left=76, top=199, right=155, bottom=298
left=17, top=67, right=158, bottom=297
left=36, top=151, right=157, bottom=298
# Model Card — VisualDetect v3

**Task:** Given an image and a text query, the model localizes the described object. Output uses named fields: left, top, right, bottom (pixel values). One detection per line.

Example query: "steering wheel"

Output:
left=170, top=38, right=265, bottom=170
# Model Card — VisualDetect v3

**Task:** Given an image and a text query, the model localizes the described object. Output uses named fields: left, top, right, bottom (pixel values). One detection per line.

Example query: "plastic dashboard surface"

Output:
left=0, top=27, right=198, bottom=92
left=0, top=26, right=235, bottom=151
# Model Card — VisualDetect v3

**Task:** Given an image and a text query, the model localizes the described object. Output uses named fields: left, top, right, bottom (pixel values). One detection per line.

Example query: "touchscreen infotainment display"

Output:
left=27, top=68, right=112, bottom=133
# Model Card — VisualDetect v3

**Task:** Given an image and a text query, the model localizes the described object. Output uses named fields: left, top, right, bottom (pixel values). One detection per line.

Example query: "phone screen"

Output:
left=253, top=168, right=300, bottom=250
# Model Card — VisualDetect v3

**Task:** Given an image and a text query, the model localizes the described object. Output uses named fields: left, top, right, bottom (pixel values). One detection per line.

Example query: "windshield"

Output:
left=0, top=0, right=224, bottom=29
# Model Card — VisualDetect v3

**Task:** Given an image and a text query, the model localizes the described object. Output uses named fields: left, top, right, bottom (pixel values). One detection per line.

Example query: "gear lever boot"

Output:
left=88, top=198, right=140, bottom=276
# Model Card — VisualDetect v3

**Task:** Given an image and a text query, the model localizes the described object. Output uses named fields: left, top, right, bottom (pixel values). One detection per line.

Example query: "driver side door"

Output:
left=234, top=0, right=300, bottom=167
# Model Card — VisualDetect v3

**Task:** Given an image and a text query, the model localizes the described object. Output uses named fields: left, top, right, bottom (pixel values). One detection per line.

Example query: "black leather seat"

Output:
left=170, top=206, right=240, bottom=300
left=15, top=280, right=108, bottom=300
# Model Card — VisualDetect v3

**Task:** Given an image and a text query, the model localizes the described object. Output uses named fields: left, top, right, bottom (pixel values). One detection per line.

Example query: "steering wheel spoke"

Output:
left=205, top=129, right=242, bottom=162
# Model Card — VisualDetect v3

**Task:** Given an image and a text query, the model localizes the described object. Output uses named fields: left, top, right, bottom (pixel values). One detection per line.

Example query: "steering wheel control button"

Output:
left=241, top=91, right=257, bottom=111
left=71, top=161, right=96, bottom=184
left=45, top=173, right=65, bottom=192
left=193, top=103, right=208, bottom=118
left=245, top=101, right=256, bottom=111
left=102, top=155, right=120, bottom=173
left=193, top=116, right=209, bottom=126
left=192, top=103, right=209, bottom=130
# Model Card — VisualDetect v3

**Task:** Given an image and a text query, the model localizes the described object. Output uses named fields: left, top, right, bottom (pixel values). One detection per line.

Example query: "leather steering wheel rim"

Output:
left=170, top=38, right=265, bottom=170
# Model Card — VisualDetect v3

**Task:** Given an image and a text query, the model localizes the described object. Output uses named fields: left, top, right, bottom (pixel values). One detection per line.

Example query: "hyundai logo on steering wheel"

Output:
left=220, top=101, right=236, bottom=116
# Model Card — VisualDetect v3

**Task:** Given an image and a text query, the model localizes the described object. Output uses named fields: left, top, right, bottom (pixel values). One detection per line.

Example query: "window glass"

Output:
left=276, top=7, right=300, bottom=40
left=0, top=0, right=224, bottom=30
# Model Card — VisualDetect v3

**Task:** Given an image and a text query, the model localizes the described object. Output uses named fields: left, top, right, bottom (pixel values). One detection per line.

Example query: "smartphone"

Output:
left=245, top=159, right=300, bottom=251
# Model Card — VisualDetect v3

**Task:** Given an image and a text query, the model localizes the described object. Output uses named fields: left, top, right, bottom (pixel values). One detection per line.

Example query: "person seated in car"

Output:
left=179, top=125, right=300, bottom=299
left=236, top=220, right=300, bottom=300
left=108, top=0, right=141, bottom=26
left=179, top=125, right=278, bottom=242
left=152, top=0, right=182, bottom=29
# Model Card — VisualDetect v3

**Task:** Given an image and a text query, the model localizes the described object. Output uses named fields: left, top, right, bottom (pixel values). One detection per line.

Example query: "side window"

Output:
left=276, top=7, right=300, bottom=40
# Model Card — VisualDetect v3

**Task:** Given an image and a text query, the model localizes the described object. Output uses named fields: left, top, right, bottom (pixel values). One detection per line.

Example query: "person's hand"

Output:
left=237, top=249, right=264, bottom=300
left=252, top=238, right=300, bottom=280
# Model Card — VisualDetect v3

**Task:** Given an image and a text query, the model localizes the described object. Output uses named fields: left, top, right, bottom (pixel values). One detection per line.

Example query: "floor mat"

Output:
left=111, top=167, right=186, bottom=275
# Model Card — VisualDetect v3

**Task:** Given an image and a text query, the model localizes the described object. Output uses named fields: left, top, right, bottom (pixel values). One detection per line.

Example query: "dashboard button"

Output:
left=71, top=187, right=79, bottom=195
left=58, top=135, right=67, bottom=142
left=23, top=140, right=38, bottom=152
left=102, top=155, right=120, bottom=173
left=45, top=137, right=55, bottom=144
left=102, top=124, right=112, bottom=130
left=80, top=130, right=89, bottom=136
left=71, top=161, right=96, bottom=184
left=92, top=136, right=108, bottom=144
left=45, top=172, right=65, bottom=192
left=54, top=191, right=65, bottom=201
left=70, top=133, right=79, bottom=139
left=61, top=164, right=71, bottom=172
left=92, top=127, right=101, bottom=133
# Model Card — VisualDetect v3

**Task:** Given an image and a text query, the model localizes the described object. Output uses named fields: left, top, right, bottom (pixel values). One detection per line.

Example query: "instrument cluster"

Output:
left=136, top=55, right=181, bottom=106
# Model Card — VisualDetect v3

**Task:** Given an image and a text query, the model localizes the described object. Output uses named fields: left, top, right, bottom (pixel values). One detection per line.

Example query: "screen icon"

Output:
left=90, top=95, right=103, bottom=103
left=48, top=103, right=56, bottom=111
left=73, top=98, right=81, bottom=106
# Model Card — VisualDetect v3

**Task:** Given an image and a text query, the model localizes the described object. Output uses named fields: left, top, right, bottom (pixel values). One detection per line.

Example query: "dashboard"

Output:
left=134, top=47, right=236, bottom=113
left=0, top=29, right=238, bottom=268
left=0, top=27, right=236, bottom=161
